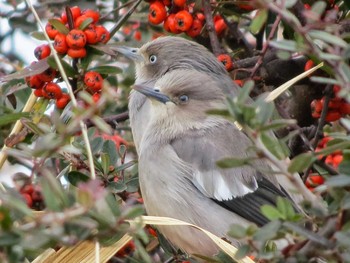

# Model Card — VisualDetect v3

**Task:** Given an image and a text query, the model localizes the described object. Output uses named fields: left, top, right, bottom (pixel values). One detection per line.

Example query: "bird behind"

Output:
left=116, top=36, right=239, bottom=152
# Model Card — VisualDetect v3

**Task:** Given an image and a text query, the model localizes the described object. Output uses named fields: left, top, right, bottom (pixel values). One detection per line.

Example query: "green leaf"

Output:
left=67, top=171, right=90, bottom=187
left=250, top=9, right=268, bottom=35
left=309, top=30, right=348, bottom=48
left=107, top=181, right=127, bottom=193
left=48, top=18, right=69, bottom=35
left=235, top=244, right=251, bottom=260
left=326, top=175, right=350, bottom=187
left=216, top=157, right=250, bottom=168
left=30, top=31, right=47, bottom=41
left=206, top=109, right=230, bottom=117
left=115, top=161, right=137, bottom=172
left=316, top=141, right=350, bottom=156
left=288, top=152, right=316, bottom=173
left=88, top=65, right=122, bottom=74
left=90, top=137, right=104, bottom=154
left=254, top=98, right=274, bottom=125
left=339, top=151, right=350, bottom=175
left=101, top=152, right=111, bottom=175
left=228, top=224, right=247, bottom=239
left=0, top=59, right=50, bottom=82
left=276, top=197, right=295, bottom=220
left=253, top=220, right=281, bottom=241
left=311, top=1, right=327, bottom=16
left=102, top=140, right=119, bottom=166
left=40, top=171, right=69, bottom=211
left=260, top=132, right=289, bottom=159
left=109, top=0, right=142, bottom=37
left=259, top=119, right=297, bottom=131
left=270, top=40, right=297, bottom=52
left=47, top=56, right=77, bottom=78
left=78, top=17, right=94, bottom=30
left=261, top=205, right=284, bottom=220
left=0, top=113, right=30, bottom=127
left=0, top=232, right=21, bottom=246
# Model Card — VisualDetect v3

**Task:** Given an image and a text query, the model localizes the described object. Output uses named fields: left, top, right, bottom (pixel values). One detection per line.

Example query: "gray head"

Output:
left=116, top=36, right=230, bottom=86
left=133, top=69, right=226, bottom=135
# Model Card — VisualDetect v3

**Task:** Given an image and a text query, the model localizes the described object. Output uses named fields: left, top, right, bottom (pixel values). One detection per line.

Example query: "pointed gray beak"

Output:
left=113, top=46, right=144, bottom=62
left=133, top=85, right=171, bottom=104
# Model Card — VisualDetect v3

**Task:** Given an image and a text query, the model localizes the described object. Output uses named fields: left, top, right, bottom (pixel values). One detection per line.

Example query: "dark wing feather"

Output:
left=212, top=176, right=296, bottom=226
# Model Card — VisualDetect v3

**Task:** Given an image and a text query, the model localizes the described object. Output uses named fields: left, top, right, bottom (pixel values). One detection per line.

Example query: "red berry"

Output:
left=310, top=99, right=323, bottom=115
left=186, top=18, right=203, bottom=38
left=56, top=93, right=71, bottom=109
left=148, top=1, right=167, bottom=25
left=67, top=48, right=87, bottom=58
left=45, top=22, right=59, bottom=40
left=42, top=82, right=62, bottom=99
left=175, top=10, right=193, bottom=32
left=95, top=25, right=110, bottom=44
left=26, top=75, right=44, bottom=90
left=304, top=59, right=314, bottom=71
left=217, top=54, right=233, bottom=71
left=61, top=6, right=81, bottom=24
left=340, top=102, right=350, bottom=115
left=81, top=9, right=100, bottom=23
left=325, top=111, right=341, bottom=122
left=34, top=88, right=44, bottom=97
left=37, top=68, right=57, bottom=82
left=214, top=18, right=227, bottom=35
left=92, top=93, right=101, bottom=103
left=134, top=30, right=142, bottom=41
left=21, top=193, right=33, bottom=207
left=66, top=29, right=87, bottom=49
left=84, top=25, right=99, bottom=44
left=54, top=33, right=68, bottom=54
left=21, top=184, right=34, bottom=195
left=173, top=0, right=186, bottom=7
left=164, top=14, right=181, bottom=34
left=34, top=44, right=51, bottom=60
left=74, top=15, right=91, bottom=29
left=84, top=71, right=103, bottom=92
left=234, top=79, right=243, bottom=87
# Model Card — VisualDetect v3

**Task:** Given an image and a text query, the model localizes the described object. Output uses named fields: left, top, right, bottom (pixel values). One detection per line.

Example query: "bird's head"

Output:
left=116, top=36, right=228, bottom=84
left=133, top=69, right=226, bottom=133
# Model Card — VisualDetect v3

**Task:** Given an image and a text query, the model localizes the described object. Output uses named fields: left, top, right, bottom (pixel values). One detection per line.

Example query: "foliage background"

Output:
left=1, top=0, right=350, bottom=262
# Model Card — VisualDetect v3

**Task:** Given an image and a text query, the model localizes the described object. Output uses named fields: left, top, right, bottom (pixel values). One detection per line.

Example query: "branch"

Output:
left=202, top=0, right=223, bottom=56
left=85, top=111, right=129, bottom=129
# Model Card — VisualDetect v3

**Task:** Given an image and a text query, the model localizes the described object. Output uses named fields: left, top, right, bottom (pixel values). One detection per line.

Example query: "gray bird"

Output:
left=115, top=36, right=238, bottom=152
left=133, top=69, right=302, bottom=256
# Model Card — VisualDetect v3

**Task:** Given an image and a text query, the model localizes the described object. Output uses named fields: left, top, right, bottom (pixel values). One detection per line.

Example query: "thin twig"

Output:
left=85, top=111, right=129, bottom=129
left=202, top=0, right=223, bottom=56
left=250, top=15, right=282, bottom=78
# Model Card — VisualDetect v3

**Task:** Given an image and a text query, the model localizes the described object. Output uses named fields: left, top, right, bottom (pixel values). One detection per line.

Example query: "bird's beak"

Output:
left=133, top=85, right=171, bottom=104
left=113, top=46, right=144, bottom=62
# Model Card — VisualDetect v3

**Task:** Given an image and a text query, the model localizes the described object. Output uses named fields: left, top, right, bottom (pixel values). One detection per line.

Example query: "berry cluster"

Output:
left=310, top=85, right=350, bottom=122
left=306, top=136, right=344, bottom=191
left=19, top=183, right=44, bottom=210
left=46, top=6, right=110, bottom=59
left=25, top=55, right=71, bottom=108
left=316, top=136, right=343, bottom=169
left=147, top=0, right=227, bottom=38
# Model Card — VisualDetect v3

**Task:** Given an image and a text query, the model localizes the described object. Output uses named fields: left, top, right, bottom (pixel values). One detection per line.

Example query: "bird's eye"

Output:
left=179, top=95, right=189, bottom=103
left=149, top=55, right=157, bottom=63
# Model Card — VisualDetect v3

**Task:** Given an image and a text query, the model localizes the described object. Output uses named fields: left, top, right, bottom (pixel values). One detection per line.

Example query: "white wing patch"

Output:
left=192, top=170, right=257, bottom=201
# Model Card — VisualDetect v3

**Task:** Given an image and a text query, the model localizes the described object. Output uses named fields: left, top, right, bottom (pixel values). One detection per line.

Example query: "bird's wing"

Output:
left=171, top=121, right=295, bottom=226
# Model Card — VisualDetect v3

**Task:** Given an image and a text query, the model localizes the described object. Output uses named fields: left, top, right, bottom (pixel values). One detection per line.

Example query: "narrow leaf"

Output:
left=48, top=18, right=69, bottom=35
left=0, top=112, right=30, bottom=127
left=250, top=9, right=268, bottom=34
left=288, top=152, right=316, bottom=173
